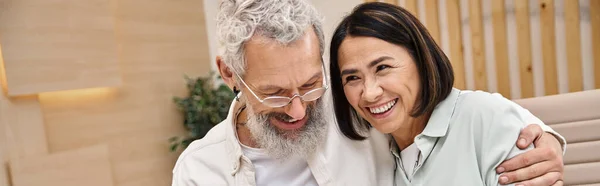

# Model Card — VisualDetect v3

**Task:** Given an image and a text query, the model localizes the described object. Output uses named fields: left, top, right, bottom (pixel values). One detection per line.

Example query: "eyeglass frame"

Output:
left=234, top=62, right=329, bottom=108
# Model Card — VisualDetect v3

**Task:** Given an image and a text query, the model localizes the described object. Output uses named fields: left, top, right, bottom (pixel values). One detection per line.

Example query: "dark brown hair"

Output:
left=329, top=2, right=454, bottom=140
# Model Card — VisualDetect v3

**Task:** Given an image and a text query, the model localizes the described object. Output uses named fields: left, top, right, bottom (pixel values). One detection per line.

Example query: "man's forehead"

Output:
left=243, top=46, right=322, bottom=76
left=245, top=63, right=323, bottom=90
left=241, top=27, right=323, bottom=88
left=243, top=28, right=321, bottom=65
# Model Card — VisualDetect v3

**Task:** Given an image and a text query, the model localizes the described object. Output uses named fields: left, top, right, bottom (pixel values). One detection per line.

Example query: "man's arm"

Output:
left=497, top=125, right=565, bottom=186
left=489, top=93, right=566, bottom=186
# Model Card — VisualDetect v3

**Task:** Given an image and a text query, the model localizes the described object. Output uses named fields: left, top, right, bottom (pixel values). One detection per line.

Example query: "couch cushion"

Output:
left=514, top=89, right=600, bottom=125
left=514, top=89, right=600, bottom=185
left=564, top=162, right=600, bottom=185
left=552, top=119, right=600, bottom=143
left=564, top=141, right=600, bottom=164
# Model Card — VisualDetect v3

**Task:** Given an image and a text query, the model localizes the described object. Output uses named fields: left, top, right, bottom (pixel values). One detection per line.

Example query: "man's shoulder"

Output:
left=172, top=121, right=234, bottom=182
left=183, top=122, right=229, bottom=153
left=175, top=121, right=231, bottom=163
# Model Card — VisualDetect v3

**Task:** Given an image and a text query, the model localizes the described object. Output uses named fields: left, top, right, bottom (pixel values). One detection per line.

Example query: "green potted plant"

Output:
left=169, top=72, right=235, bottom=152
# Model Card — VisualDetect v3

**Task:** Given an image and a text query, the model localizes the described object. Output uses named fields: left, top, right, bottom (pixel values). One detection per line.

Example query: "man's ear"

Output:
left=216, top=56, right=235, bottom=90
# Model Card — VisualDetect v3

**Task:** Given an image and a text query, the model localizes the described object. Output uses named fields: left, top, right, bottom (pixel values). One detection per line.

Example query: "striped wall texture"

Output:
left=367, top=0, right=600, bottom=99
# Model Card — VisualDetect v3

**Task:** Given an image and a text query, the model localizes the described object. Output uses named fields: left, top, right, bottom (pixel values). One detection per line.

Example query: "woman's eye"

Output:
left=345, top=76, right=359, bottom=82
left=376, top=64, right=391, bottom=72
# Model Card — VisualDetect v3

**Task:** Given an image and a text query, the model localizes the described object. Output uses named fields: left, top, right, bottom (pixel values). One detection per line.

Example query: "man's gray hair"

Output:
left=216, top=0, right=325, bottom=76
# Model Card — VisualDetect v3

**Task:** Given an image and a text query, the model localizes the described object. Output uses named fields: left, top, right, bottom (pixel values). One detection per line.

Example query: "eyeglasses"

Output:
left=235, top=63, right=329, bottom=108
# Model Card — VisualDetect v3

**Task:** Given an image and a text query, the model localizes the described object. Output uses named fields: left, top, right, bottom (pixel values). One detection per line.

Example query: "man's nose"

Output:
left=284, top=96, right=306, bottom=120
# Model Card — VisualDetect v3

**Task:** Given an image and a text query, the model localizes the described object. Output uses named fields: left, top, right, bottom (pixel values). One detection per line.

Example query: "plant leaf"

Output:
left=169, top=71, right=235, bottom=152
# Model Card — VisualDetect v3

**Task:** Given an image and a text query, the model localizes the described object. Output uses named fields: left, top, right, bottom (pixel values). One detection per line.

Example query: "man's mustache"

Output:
left=262, top=104, right=316, bottom=121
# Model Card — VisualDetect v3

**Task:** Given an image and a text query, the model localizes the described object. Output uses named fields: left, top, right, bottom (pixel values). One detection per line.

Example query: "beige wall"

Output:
left=0, top=0, right=210, bottom=185
left=308, top=0, right=364, bottom=65
left=0, top=0, right=122, bottom=96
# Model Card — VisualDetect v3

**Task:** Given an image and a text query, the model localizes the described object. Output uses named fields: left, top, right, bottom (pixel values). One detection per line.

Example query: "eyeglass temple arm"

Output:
left=234, top=73, right=266, bottom=103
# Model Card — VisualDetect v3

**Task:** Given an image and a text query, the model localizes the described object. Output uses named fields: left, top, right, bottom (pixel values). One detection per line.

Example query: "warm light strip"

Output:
left=0, top=43, right=9, bottom=94
left=39, top=87, right=118, bottom=102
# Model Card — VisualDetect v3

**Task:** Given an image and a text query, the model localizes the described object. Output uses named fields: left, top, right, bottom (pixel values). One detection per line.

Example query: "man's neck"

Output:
left=235, top=104, right=259, bottom=148
left=390, top=112, right=431, bottom=150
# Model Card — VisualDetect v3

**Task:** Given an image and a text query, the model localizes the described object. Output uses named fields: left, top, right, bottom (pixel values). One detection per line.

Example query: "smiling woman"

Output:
left=328, top=2, right=564, bottom=186
left=329, top=2, right=454, bottom=141
left=337, top=37, right=436, bottom=137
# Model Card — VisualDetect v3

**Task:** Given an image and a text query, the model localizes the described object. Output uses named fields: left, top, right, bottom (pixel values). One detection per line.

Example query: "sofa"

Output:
left=514, top=89, right=600, bottom=185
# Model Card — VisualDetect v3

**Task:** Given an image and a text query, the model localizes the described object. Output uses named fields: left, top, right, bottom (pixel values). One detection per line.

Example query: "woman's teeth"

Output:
left=369, top=99, right=396, bottom=114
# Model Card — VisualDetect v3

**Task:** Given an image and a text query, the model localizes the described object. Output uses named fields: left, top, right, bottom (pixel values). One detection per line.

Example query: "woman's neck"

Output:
left=391, top=112, right=431, bottom=150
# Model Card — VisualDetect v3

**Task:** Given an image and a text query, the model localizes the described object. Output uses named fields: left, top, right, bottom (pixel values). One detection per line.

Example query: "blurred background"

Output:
left=0, top=0, right=598, bottom=186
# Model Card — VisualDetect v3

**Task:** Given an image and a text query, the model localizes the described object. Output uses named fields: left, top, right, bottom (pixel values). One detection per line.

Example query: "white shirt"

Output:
left=172, top=90, right=565, bottom=186
left=172, top=93, right=395, bottom=186
left=391, top=89, right=556, bottom=186
left=398, top=143, right=419, bottom=181
left=241, top=144, right=318, bottom=186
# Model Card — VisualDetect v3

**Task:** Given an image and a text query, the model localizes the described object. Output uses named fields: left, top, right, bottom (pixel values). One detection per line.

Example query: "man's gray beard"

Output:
left=245, top=99, right=328, bottom=160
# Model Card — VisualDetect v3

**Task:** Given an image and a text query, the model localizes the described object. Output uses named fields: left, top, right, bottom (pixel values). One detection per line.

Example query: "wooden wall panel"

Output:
left=9, top=144, right=113, bottom=186
left=404, top=0, right=419, bottom=17
left=515, top=0, right=535, bottom=98
left=0, top=0, right=121, bottom=96
left=492, top=0, right=511, bottom=98
left=0, top=83, right=11, bottom=186
left=0, top=44, right=7, bottom=94
left=424, top=0, right=441, bottom=43
left=0, top=93, right=48, bottom=186
left=592, top=0, right=600, bottom=89
left=469, top=0, right=488, bottom=91
left=1, top=96, right=48, bottom=159
left=383, top=0, right=397, bottom=5
left=38, top=0, right=211, bottom=186
left=367, top=0, right=597, bottom=96
left=565, top=0, right=583, bottom=92
left=108, top=130, right=182, bottom=185
left=447, top=0, right=466, bottom=89
left=539, top=0, right=559, bottom=95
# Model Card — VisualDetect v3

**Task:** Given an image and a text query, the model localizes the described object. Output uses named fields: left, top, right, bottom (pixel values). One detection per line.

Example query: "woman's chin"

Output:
left=367, top=114, right=408, bottom=135
left=370, top=122, right=399, bottom=134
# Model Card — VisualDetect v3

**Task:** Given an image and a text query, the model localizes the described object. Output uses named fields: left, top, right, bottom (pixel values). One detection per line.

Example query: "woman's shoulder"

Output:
left=454, top=90, right=517, bottom=113
left=446, top=90, right=532, bottom=185
left=450, top=89, right=531, bottom=129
